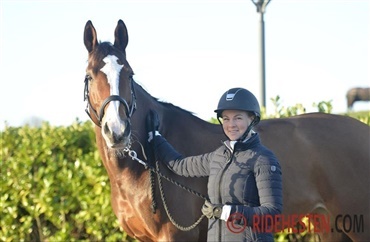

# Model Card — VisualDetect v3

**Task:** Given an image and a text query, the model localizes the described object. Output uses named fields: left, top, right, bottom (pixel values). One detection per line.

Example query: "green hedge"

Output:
left=0, top=121, right=133, bottom=241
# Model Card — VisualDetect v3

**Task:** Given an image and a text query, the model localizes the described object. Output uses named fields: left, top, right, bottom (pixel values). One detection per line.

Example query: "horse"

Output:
left=83, top=19, right=370, bottom=242
left=346, top=87, right=370, bottom=110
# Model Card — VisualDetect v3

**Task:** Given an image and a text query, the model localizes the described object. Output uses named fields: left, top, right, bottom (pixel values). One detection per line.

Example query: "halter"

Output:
left=83, top=75, right=137, bottom=127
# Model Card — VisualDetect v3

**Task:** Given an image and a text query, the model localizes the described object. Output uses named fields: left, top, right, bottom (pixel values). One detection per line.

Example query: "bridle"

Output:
left=83, top=74, right=137, bottom=127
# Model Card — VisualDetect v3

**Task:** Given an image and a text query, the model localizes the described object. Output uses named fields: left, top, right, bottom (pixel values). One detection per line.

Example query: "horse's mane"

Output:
left=133, top=79, right=195, bottom=116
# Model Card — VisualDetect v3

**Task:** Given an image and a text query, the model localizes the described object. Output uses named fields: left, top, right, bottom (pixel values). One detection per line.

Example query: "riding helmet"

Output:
left=214, top=87, right=261, bottom=122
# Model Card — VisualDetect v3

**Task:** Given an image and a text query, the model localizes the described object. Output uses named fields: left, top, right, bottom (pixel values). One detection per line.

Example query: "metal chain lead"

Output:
left=155, top=158, right=205, bottom=231
left=125, top=148, right=208, bottom=231
left=125, top=148, right=209, bottom=201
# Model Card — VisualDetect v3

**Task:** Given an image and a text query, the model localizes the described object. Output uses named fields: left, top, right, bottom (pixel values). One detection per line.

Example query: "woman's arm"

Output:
left=151, top=135, right=211, bottom=177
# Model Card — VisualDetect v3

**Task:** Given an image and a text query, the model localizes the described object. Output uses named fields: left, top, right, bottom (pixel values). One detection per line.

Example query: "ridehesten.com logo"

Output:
left=226, top=213, right=365, bottom=234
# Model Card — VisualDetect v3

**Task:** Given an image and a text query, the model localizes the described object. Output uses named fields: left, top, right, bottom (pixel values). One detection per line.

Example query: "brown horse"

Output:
left=83, top=19, right=370, bottom=241
left=346, top=87, right=370, bottom=109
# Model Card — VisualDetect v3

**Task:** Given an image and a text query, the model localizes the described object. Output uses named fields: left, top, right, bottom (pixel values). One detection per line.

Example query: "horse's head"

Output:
left=83, top=20, right=136, bottom=149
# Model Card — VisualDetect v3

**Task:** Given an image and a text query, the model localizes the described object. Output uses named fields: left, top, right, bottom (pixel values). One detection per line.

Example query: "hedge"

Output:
left=1, top=121, right=134, bottom=241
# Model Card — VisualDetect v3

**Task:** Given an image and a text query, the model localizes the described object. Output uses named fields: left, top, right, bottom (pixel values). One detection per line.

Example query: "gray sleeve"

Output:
left=153, top=135, right=211, bottom=177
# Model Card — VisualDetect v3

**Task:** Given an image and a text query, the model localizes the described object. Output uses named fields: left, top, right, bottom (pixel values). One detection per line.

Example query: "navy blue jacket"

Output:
left=152, top=133, right=283, bottom=242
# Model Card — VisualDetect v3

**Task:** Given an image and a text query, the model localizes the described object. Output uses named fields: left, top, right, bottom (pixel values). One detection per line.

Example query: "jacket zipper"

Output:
left=217, top=148, right=235, bottom=241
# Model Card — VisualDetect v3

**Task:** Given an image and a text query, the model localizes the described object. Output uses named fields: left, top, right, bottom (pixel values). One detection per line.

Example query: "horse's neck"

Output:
left=133, top=83, right=224, bottom=155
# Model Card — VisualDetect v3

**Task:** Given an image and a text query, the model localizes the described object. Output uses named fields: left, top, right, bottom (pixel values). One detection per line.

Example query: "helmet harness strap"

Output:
left=237, top=117, right=259, bottom=142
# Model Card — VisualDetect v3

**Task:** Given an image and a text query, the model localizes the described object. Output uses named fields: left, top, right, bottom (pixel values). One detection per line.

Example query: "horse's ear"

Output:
left=84, top=20, right=98, bottom=53
left=114, top=20, right=129, bottom=53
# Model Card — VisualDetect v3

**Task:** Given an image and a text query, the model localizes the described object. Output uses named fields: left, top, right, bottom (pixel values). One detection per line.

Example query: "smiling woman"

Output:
left=220, top=110, right=251, bottom=141
left=215, top=88, right=261, bottom=142
left=147, top=87, right=283, bottom=242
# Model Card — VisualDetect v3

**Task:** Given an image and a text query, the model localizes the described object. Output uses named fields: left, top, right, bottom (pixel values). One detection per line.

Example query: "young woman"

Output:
left=147, top=87, right=283, bottom=241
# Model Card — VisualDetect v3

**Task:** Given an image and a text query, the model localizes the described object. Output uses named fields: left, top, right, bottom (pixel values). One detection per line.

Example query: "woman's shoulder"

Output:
left=253, top=146, right=281, bottom=173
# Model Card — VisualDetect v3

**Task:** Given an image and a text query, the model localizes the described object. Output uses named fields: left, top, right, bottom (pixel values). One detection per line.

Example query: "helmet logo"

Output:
left=226, top=93, right=235, bottom=101
left=226, top=88, right=242, bottom=101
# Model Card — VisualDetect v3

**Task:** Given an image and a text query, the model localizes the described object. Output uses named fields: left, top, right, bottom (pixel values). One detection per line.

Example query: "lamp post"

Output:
left=251, top=0, right=271, bottom=110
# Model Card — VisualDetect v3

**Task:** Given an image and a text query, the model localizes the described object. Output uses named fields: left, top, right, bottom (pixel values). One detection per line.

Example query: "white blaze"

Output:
left=101, top=54, right=123, bottom=98
left=100, top=55, right=124, bottom=142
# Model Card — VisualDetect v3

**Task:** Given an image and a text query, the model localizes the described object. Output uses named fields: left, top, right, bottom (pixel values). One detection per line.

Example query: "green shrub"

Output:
left=343, top=110, right=370, bottom=125
left=0, top=121, right=133, bottom=241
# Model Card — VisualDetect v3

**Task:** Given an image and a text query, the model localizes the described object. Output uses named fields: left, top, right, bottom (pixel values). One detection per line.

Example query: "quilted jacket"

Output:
left=152, top=133, right=283, bottom=242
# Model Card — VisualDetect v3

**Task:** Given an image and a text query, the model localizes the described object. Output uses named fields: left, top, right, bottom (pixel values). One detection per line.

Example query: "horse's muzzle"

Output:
left=102, top=118, right=131, bottom=149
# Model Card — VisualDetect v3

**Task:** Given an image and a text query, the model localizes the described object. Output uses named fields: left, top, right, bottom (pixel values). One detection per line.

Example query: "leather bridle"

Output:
left=83, top=74, right=137, bottom=127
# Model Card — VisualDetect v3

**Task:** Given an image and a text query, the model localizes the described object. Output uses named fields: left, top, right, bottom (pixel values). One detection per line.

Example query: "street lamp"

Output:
left=251, top=0, right=271, bottom=110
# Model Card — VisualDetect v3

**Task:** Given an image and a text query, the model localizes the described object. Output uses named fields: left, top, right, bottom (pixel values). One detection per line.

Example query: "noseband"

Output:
left=83, top=75, right=137, bottom=127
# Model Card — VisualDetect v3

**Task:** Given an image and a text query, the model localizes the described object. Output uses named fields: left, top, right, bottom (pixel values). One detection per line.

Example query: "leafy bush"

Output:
left=344, top=110, right=370, bottom=125
left=0, top=121, right=133, bottom=241
left=263, top=96, right=334, bottom=119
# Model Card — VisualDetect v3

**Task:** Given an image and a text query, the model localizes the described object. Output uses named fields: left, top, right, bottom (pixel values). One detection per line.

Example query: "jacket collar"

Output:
left=224, top=132, right=260, bottom=152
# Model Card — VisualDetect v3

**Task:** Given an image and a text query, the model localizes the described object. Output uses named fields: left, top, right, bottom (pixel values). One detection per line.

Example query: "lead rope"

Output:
left=124, top=147, right=208, bottom=231
left=124, top=148, right=208, bottom=200
left=154, top=159, right=206, bottom=231
left=149, top=169, right=157, bottom=214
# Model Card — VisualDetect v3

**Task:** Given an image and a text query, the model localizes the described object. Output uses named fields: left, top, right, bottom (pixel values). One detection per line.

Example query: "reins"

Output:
left=123, top=146, right=208, bottom=231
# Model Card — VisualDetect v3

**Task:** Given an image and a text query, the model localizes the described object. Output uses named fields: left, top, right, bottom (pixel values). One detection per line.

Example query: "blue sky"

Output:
left=1, top=0, right=369, bottom=128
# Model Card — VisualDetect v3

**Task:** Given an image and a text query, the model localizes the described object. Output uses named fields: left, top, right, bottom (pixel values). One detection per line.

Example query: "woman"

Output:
left=147, top=87, right=283, bottom=241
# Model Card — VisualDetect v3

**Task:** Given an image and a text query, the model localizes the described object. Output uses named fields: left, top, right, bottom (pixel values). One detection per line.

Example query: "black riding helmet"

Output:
left=214, top=87, right=261, bottom=141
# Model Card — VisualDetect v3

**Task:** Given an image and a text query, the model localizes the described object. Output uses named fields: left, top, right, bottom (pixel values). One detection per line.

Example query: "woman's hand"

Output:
left=201, top=200, right=223, bottom=219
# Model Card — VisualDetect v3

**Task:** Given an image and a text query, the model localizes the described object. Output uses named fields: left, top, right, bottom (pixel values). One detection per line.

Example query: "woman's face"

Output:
left=221, top=110, right=253, bottom=141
